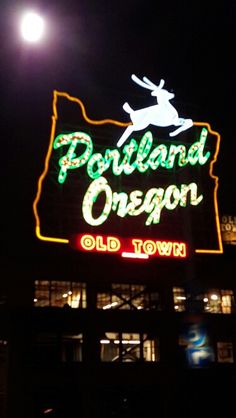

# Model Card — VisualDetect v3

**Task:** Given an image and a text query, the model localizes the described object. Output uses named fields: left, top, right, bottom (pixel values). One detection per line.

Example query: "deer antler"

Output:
left=143, top=76, right=165, bottom=90
left=131, top=74, right=153, bottom=90
left=131, top=74, right=165, bottom=91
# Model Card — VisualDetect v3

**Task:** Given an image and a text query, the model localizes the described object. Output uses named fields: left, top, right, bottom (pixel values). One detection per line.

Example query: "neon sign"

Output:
left=54, top=128, right=210, bottom=183
left=33, top=76, right=223, bottom=256
left=54, top=129, right=207, bottom=227
left=72, top=233, right=187, bottom=259
left=117, top=75, right=193, bottom=146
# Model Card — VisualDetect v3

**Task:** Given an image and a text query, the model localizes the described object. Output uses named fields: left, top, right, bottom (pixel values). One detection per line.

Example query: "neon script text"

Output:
left=53, top=128, right=210, bottom=183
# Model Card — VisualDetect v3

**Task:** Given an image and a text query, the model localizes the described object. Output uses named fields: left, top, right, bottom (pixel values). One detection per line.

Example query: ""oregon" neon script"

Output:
left=53, top=128, right=210, bottom=226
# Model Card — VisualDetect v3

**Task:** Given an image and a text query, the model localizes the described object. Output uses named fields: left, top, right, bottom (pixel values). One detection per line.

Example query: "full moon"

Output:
left=20, top=11, right=45, bottom=43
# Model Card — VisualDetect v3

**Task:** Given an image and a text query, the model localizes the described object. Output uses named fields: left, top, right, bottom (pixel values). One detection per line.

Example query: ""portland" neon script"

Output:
left=53, top=128, right=210, bottom=226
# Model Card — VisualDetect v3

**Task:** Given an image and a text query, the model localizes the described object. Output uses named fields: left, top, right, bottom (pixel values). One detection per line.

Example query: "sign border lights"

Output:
left=33, top=78, right=223, bottom=258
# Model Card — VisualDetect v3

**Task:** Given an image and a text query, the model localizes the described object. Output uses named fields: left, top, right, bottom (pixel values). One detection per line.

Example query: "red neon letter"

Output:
left=96, top=236, right=107, bottom=251
left=80, top=234, right=96, bottom=251
left=173, top=242, right=186, bottom=257
left=107, top=237, right=121, bottom=252
left=132, top=239, right=143, bottom=254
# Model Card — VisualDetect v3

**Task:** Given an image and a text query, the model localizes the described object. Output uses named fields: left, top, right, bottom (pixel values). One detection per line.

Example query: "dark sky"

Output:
left=3, top=0, right=236, bottom=258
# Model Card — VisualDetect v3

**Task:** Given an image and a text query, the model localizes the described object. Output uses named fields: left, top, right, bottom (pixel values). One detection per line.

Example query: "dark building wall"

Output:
left=3, top=240, right=236, bottom=418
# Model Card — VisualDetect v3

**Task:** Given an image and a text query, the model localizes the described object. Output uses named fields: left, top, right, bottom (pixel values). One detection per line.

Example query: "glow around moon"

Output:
left=20, top=11, right=45, bottom=43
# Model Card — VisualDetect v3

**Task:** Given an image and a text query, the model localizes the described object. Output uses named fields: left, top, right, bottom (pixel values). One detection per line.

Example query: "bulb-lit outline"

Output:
left=32, top=91, right=223, bottom=254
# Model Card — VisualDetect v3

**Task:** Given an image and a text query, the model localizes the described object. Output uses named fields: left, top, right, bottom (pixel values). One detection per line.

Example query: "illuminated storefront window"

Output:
left=100, top=332, right=159, bottom=362
left=97, top=284, right=160, bottom=310
left=173, top=287, right=235, bottom=314
left=34, top=281, right=86, bottom=308
left=173, top=287, right=187, bottom=312
left=202, top=289, right=235, bottom=314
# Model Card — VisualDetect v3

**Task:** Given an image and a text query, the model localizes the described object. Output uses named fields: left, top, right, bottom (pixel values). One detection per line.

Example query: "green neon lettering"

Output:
left=54, top=128, right=210, bottom=182
left=135, top=131, right=153, bottom=172
left=112, top=192, right=128, bottom=217
left=165, top=144, right=188, bottom=169
left=53, top=132, right=92, bottom=183
left=82, top=177, right=112, bottom=226
left=187, top=127, right=210, bottom=165
left=82, top=179, right=203, bottom=226
left=144, top=188, right=165, bottom=225
left=179, top=183, right=203, bottom=207
left=148, top=144, right=168, bottom=169
left=87, top=153, right=106, bottom=179
left=126, top=190, right=144, bottom=215
left=164, top=185, right=180, bottom=210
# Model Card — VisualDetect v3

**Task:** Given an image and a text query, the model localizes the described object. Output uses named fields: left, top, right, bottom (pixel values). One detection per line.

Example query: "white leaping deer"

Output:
left=116, top=74, right=193, bottom=147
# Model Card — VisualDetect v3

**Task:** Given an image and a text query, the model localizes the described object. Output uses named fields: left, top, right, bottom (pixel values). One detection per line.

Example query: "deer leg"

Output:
left=117, top=125, right=134, bottom=147
left=169, top=118, right=193, bottom=137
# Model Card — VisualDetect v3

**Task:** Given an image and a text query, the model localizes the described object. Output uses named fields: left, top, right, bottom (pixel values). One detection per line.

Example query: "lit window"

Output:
left=34, top=280, right=50, bottom=307
left=221, top=290, right=234, bottom=314
left=97, top=284, right=160, bottom=310
left=217, top=342, right=234, bottom=363
left=34, top=281, right=86, bottom=308
left=100, top=332, right=159, bottom=362
left=203, top=289, right=235, bottom=314
left=173, top=287, right=186, bottom=312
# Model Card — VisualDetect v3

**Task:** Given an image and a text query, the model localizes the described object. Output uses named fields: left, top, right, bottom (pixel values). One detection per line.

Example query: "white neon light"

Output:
left=117, top=74, right=193, bottom=147
left=121, top=252, right=149, bottom=259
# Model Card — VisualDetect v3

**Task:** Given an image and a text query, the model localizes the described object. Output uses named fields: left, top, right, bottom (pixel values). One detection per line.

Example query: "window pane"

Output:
left=34, top=281, right=86, bottom=308
left=221, top=290, right=234, bottom=314
left=121, top=333, right=140, bottom=362
left=217, top=342, right=234, bottom=363
left=34, top=280, right=50, bottom=307
left=100, top=332, right=159, bottom=362
left=97, top=284, right=161, bottom=311
left=100, top=333, right=119, bottom=362
left=97, top=293, right=112, bottom=309
left=143, top=339, right=159, bottom=362
left=51, top=281, right=71, bottom=307
left=173, top=287, right=186, bottom=311
left=71, top=282, right=86, bottom=308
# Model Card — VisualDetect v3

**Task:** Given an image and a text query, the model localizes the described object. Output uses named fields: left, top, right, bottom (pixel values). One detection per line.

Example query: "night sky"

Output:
left=3, top=0, right=236, bottom=260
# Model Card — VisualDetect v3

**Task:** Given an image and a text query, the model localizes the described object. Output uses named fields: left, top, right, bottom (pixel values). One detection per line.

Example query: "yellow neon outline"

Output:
left=33, top=92, right=223, bottom=254
left=33, top=91, right=130, bottom=244
left=193, top=122, right=223, bottom=254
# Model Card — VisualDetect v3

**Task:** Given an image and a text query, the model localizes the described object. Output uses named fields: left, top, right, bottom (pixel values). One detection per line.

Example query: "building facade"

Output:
left=3, top=88, right=236, bottom=417
left=2, top=234, right=236, bottom=418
